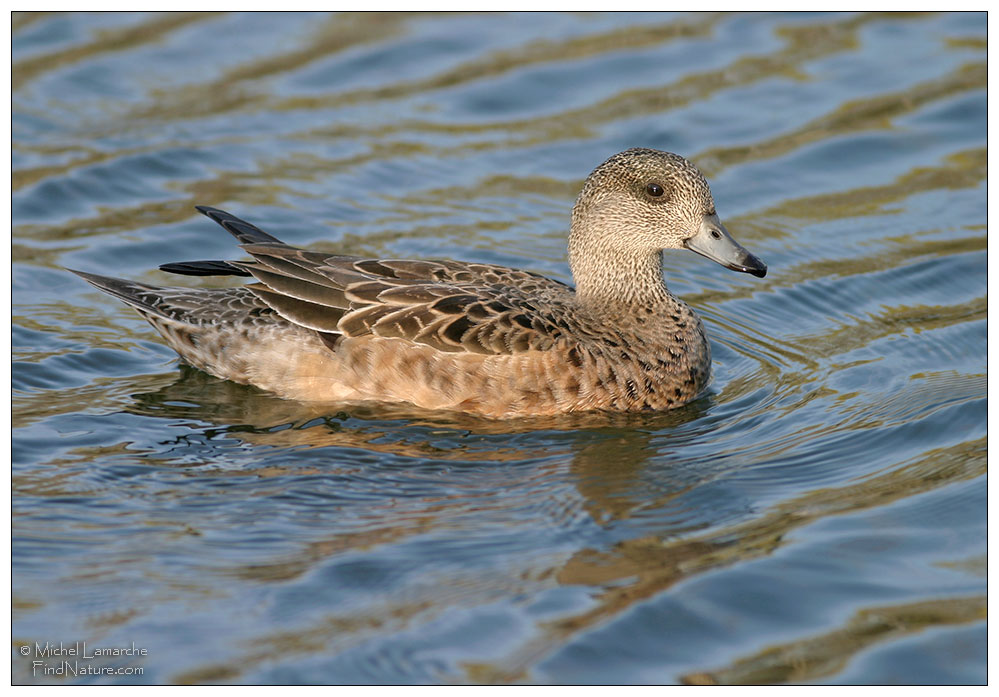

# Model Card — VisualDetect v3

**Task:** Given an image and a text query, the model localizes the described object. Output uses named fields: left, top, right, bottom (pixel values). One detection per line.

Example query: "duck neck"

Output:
left=568, top=232, right=674, bottom=312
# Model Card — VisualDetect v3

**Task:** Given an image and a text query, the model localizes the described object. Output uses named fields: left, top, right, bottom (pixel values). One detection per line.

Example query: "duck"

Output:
left=71, top=148, right=766, bottom=418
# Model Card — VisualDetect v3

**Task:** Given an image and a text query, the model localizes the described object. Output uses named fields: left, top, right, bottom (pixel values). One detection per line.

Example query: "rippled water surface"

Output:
left=12, top=11, right=986, bottom=685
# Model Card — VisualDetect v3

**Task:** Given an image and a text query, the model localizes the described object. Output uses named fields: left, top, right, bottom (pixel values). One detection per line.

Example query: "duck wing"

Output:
left=238, top=243, right=573, bottom=355
left=163, top=207, right=575, bottom=356
left=157, top=206, right=285, bottom=277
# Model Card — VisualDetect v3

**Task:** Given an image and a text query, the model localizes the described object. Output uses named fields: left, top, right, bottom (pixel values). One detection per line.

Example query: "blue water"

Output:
left=12, top=11, right=986, bottom=685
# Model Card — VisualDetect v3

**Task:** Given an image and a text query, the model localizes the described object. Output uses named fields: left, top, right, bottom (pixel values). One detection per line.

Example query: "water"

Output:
left=12, top=11, right=986, bottom=685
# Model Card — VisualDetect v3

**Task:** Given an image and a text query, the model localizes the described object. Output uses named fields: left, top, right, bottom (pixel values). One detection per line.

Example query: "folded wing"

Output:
left=161, top=207, right=576, bottom=356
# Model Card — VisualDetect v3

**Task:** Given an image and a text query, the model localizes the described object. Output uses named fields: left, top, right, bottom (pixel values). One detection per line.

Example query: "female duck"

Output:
left=73, top=148, right=766, bottom=418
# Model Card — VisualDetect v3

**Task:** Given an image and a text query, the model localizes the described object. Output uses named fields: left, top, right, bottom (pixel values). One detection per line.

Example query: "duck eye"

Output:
left=646, top=183, right=664, bottom=197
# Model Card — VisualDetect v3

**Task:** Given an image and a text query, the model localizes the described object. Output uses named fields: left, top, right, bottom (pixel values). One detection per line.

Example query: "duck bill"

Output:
left=684, top=214, right=767, bottom=278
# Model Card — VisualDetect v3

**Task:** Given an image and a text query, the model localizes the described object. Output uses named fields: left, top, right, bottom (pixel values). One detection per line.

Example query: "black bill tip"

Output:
left=729, top=252, right=767, bottom=278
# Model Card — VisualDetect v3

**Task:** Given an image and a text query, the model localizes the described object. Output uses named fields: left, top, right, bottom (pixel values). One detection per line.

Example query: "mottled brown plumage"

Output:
left=71, top=148, right=766, bottom=418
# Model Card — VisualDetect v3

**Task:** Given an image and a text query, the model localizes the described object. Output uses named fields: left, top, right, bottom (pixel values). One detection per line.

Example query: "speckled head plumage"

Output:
left=571, top=148, right=714, bottom=251
left=568, top=147, right=766, bottom=305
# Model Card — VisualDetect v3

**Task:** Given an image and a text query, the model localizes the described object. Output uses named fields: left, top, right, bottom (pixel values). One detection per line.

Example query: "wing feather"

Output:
left=162, top=207, right=578, bottom=358
left=246, top=284, right=345, bottom=332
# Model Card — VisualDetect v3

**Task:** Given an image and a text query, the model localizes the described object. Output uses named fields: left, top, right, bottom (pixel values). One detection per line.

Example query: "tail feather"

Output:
left=68, top=268, right=173, bottom=319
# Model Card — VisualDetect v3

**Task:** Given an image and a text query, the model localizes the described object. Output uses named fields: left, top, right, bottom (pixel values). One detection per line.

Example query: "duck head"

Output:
left=569, top=148, right=767, bottom=286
